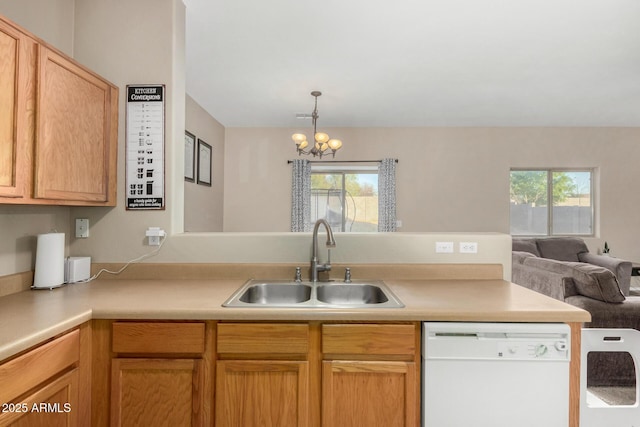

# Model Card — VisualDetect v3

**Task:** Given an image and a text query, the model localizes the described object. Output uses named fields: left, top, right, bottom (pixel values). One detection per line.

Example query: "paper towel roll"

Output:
left=33, top=232, right=65, bottom=289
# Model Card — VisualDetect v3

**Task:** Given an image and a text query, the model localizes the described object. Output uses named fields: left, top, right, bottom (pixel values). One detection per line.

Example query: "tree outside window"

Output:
left=510, top=169, right=593, bottom=236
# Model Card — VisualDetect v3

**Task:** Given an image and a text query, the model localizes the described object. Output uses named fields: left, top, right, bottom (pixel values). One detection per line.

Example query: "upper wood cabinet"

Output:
left=0, top=17, right=35, bottom=200
left=0, top=14, right=118, bottom=206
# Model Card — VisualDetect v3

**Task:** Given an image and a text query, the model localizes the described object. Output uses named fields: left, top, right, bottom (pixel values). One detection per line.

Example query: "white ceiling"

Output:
left=184, top=0, right=640, bottom=128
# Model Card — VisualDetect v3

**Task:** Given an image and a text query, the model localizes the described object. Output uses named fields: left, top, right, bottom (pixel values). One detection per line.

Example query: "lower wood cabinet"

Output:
left=0, top=325, right=89, bottom=427
left=215, top=323, right=311, bottom=427
left=322, top=361, right=416, bottom=427
left=91, top=320, right=419, bottom=427
left=0, top=369, right=79, bottom=427
left=321, top=324, right=419, bottom=427
left=106, top=321, right=209, bottom=427
left=216, top=322, right=420, bottom=427
left=215, top=360, right=309, bottom=427
left=111, top=358, right=203, bottom=427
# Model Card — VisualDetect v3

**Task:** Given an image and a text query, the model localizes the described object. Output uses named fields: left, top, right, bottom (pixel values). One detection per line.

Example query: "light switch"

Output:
left=75, top=218, right=89, bottom=238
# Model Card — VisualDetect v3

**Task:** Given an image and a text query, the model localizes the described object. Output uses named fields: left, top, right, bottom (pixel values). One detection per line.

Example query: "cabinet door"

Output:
left=110, top=359, right=203, bottom=427
left=0, top=19, right=35, bottom=200
left=216, top=360, right=309, bottom=427
left=0, top=369, right=79, bottom=427
left=322, top=361, right=417, bottom=427
left=35, top=45, right=116, bottom=203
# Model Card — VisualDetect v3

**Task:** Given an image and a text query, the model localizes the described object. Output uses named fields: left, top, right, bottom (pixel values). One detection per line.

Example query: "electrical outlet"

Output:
left=435, top=242, right=454, bottom=253
left=460, top=242, right=478, bottom=254
left=145, top=227, right=165, bottom=246
left=75, top=218, right=89, bottom=238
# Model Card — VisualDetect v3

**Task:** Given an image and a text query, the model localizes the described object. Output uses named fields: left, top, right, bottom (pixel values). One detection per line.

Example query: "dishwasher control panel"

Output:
left=423, top=322, right=571, bottom=361
left=496, top=338, right=569, bottom=360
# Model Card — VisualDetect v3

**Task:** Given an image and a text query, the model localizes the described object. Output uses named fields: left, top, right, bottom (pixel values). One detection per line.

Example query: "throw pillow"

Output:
left=536, top=237, right=589, bottom=262
left=565, top=262, right=625, bottom=303
left=512, top=239, right=541, bottom=257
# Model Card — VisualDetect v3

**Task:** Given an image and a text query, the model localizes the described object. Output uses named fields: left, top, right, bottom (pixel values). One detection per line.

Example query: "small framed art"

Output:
left=197, top=139, right=212, bottom=186
left=184, top=130, right=196, bottom=182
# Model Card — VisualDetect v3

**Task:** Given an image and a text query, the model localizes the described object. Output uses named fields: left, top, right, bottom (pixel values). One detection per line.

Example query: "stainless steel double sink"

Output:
left=223, top=279, right=404, bottom=309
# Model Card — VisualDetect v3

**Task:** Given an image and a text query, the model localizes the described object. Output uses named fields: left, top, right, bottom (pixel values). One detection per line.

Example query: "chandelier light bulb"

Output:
left=298, top=140, right=308, bottom=150
left=328, top=139, right=342, bottom=150
left=292, top=133, right=307, bottom=145
left=315, top=132, right=330, bottom=144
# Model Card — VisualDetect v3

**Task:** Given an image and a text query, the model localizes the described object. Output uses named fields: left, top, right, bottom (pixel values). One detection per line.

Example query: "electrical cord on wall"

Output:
left=81, top=235, right=167, bottom=282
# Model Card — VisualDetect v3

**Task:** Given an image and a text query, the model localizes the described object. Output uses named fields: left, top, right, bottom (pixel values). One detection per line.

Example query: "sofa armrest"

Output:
left=578, top=252, right=632, bottom=296
left=511, top=263, right=576, bottom=301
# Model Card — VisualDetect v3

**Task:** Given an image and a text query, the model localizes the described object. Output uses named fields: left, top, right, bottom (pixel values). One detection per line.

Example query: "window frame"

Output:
left=510, top=167, right=595, bottom=237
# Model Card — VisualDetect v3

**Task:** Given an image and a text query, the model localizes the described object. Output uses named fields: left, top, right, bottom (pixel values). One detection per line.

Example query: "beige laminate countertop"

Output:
left=0, top=278, right=590, bottom=361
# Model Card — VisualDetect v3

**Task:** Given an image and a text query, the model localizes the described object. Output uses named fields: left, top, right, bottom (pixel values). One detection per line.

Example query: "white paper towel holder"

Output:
left=32, top=232, right=66, bottom=290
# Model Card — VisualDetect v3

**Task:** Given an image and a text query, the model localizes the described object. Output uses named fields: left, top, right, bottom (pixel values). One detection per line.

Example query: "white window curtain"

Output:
left=290, top=159, right=311, bottom=232
left=378, top=158, right=397, bottom=232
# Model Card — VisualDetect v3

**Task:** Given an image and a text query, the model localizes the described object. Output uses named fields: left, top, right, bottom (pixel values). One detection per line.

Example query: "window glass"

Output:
left=510, top=169, right=593, bottom=236
left=510, top=170, right=549, bottom=235
left=310, top=170, right=378, bottom=232
left=552, top=171, right=592, bottom=235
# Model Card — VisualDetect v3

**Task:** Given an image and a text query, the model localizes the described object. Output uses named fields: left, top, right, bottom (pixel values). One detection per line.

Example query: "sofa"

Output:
left=511, top=237, right=637, bottom=386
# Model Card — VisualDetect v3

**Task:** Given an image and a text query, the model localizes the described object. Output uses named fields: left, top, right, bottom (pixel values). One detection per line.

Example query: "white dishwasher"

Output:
left=422, top=322, right=571, bottom=427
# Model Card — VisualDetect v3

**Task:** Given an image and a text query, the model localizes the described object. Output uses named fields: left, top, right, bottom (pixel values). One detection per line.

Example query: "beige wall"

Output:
left=185, top=95, right=225, bottom=231
left=223, top=127, right=640, bottom=260
left=69, top=0, right=186, bottom=263
left=0, top=0, right=75, bottom=55
left=0, top=206, right=71, bottom=276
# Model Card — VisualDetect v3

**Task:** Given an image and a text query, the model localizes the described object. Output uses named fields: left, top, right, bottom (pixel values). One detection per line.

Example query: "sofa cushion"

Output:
left=512, top=251, right=537, bottom=264
left=512, top=239, right=541, bottom=257
left=536, top=237, right=589, bottom=262
left=522, top=257, right=625, bottom=303
left=523, top=256, right=578, bottom=277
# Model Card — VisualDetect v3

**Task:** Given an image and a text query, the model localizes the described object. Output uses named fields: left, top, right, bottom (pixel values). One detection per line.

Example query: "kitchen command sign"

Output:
left=125, top=85, right=165, bottom=210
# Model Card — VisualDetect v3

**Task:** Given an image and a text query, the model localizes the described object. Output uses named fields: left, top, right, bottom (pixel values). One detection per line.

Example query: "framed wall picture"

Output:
left=184, top=130, right=196, bottom=182
left=197, top=139, right=212, bottom=186
left=125, top=84, right=165, bottom=210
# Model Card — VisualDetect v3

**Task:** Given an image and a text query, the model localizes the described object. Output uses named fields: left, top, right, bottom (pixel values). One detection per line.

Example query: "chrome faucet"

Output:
left=311, top=219, right=336, bottom=282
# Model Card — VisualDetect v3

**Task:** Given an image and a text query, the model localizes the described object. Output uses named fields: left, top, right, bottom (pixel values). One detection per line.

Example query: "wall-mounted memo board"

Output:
left=125, top=84, right=165, bottom=210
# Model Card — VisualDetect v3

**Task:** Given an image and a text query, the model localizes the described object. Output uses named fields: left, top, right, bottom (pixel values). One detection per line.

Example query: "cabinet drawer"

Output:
left=217, top=323, right=309, bottom=354
left=0, top=328, right=79, bottom=404
left=112, top=322, right=205, bottom=354
left=322, top=324, right=416, bottom=356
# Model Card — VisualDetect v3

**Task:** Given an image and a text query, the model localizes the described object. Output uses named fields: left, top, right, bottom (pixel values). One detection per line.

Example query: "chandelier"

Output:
left=291, top=91, right=342, bottom=158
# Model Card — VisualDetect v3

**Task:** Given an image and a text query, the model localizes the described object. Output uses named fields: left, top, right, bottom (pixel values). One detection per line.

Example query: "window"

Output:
left=310, top=166, right=378, bottom=232
left=510, top=169, right=594, bottom=236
